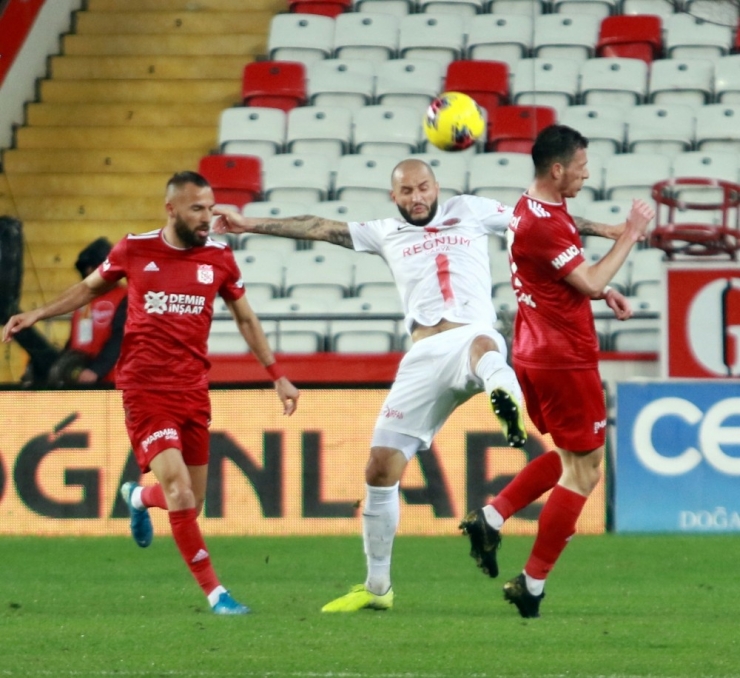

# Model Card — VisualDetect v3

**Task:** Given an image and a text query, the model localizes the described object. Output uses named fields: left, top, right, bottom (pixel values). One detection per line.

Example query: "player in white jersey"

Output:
left=213, top=159, right=621, bottom=612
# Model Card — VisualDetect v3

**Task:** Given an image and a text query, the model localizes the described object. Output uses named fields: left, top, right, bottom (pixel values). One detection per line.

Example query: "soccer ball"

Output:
left=423, top=92, right=486, bottom=152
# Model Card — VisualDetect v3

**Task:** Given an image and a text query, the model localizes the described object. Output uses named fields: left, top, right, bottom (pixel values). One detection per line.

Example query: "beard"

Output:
left=174, top=214, right=207, bottom=248
left=396, top=198, right=439, bottom=227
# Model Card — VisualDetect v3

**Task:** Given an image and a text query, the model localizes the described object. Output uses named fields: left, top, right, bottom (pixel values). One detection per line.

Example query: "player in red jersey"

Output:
left=461, top=126, right=654, bottom=618
left=2, top=171, right=299, bottom=615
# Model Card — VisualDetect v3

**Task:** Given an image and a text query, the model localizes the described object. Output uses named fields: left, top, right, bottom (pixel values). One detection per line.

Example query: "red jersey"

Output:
left=69, top=284, right=127, bottom=383
left=508, top=194, right=598, bottom=369
left=98, top=229, right=245, bottom=390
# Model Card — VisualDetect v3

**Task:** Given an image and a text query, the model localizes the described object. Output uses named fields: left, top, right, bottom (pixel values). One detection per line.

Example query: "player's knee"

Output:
left=162, top=476, right=195, bottom=510
left=366, top=447, right=406, bottom=487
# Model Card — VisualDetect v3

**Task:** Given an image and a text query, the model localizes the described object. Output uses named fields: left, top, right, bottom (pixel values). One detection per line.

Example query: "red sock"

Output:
left=168, top=508, right=220, bottom=597
left=490, top=450, right=562, bottom=519
left=524, top=485, right=587, bottom=579
left=141, top=484, right=167, bottom=510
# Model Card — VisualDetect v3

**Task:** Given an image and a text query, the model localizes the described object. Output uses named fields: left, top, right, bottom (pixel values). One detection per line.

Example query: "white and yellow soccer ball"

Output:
left=423, top=92, right=486, bottom=152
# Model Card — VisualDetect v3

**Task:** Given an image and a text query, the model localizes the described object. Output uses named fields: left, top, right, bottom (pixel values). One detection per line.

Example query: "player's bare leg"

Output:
left=504, top=446, right=603, bottom=618
left=322, top=446, right=407, bottom=612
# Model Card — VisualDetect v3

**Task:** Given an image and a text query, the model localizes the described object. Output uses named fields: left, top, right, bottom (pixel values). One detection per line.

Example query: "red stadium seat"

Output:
left=198, top=155, right=262, bottom=209
left=486, top=105, right=557, bottom=153
left=288, top=0, right=351, bottom=17
left=444, top=60, right=509, bottom=123
left=597, top=15, right=663, bottom=64
left=241, top=61, right=307, bottom=112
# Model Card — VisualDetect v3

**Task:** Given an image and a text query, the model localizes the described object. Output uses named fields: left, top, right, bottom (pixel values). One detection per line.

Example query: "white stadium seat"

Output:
left=398, top=14, right=465, bottom=68
left=262, top=154, right=333, bottom=203
left=308, top=58, right=375, bottom=110
left=512, top=57, right=580, bottom=118
left=333, top=12, right=399, bottom=62
left=286, top=105, right=353, bottom=160
left=580, top=57, right=648, bottom=107
left=560, top=105, right=626, bottom=156
left=664, top=13, right=733, bottom=60
left=604, top=153, right=672, bottom=202
left=268, top=14, right=335, bottom=65
left=648, top=58, right=714, bottom=108
left=375, top=58, right=444, bottom=110
left=625, top=104, right=695, bottom=157
left=218, top=107, right=286, bottom=160
left=466, top=14, right=533, bottom=70
left=468, top=152, right=533, bottom=207
left=533, top=14, right=600, bottom=61
left=353, top=105, right=422, bottom=156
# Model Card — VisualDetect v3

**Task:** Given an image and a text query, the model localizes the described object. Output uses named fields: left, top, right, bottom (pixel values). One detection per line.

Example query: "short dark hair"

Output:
left=531, top=125, right=589, bottom=177
left=166, top=171, right=210, bottom=191
left=75, top=237, right=112, bottom=276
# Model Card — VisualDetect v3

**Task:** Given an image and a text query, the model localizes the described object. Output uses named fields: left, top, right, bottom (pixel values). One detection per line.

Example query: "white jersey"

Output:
left=348, top=195, right=513, bottom=335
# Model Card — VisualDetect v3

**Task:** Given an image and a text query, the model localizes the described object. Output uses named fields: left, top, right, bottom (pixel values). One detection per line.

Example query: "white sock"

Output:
left=363, top=482, right=399, bottom=596
left=207, top=585, right=227, bottom=607
left=482, top=504, right=504, bottom=531
left=131, top=485, right=145, bottom=510
left=524, top=572, right=545, bottom=597
left=474, top=350, right=523, bottom=404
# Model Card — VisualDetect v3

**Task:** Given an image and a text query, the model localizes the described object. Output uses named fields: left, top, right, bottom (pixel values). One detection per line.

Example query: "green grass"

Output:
left=1, top=534, right=739, bottom=678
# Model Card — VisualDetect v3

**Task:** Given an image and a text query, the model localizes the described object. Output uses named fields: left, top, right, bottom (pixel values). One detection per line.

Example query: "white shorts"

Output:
left=372, top=323, right=508, bottom=457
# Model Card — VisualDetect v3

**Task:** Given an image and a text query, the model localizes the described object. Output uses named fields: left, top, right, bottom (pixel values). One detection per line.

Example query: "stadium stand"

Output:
left=333, top=11, right=399, bottom=61
left=533, top=14, right=600, bottom=61
left=596, top=14, right=663, bottom=63
left=353, top=105, right=422, bottom=156
left=374, top=58, right=444, bottom=109
left=444, top=60, right=509, bottom=122
left=307, top=58, right=375, bottom=109
left=262, top=153, right=333, bottom=202
left=286, top=105, right=353, bottom=159
left=398, top=13, right=466, bottom=66
left=465, top=13, right=534, bottom=68
left=197, top=155, right=262, bottom=209
left=218, top=106, right=286, bottom=159
left=267, top=13, right=335, bottom=64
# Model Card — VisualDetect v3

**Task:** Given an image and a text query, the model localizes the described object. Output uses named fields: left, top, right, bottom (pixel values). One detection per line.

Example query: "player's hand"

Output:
left=605, top=288, right=633, bottom=321
left=625, top=199, right=655, bottom=242
left=211, top=206, right=253, bottom=235
left=2, top=311, right=41, bottom=343
left=274, top=376, right=299, bottom=416
left=76, top=368, right=99, bottom=384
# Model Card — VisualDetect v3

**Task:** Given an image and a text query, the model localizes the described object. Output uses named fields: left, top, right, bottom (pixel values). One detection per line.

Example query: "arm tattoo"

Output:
left=573, top=216, right=598, bottom=237
left=250, top=215, right=354, bottom=249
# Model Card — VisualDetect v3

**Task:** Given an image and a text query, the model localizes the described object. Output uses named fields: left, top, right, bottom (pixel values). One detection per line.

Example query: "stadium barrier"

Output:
left=0, top=389, right=606, bottom=536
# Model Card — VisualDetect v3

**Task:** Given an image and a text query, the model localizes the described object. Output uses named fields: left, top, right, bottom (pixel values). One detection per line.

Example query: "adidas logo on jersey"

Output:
left=144, top=261, right=160, bottom=272
left=527, top=199, right=551, bottom=219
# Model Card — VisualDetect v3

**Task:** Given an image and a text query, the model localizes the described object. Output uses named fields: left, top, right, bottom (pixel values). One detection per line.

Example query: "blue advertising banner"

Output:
left=616, top=381, right=740, bottom=533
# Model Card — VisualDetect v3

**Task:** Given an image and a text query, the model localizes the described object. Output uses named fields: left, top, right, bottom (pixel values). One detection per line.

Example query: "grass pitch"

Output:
left=1, top=534, right=738, bottom=678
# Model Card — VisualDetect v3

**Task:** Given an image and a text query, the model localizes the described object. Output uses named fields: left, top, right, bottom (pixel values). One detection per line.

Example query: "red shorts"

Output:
left=514, top=364, right=606, bottom=453
left=122, top=388, right=211, bottom=473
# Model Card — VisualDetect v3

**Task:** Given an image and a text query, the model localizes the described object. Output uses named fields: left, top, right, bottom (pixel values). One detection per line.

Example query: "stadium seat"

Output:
left=648, top=58, right=714, bottom=107
left=208, top=320, right=249, bottom=355
left=580, top=57, right=648, bottom=107
left=420, top=0, right=485, bottom=15
left=695, top=104, right=740, bottom=153
left=198, top=155, right=262, bottom=209
left=308, top=58, right=375, bottom=109
left=262, top=153, right=333, bottom=203
left=596, top=15, right=663, bottom=64
left=284, top=250, right=355, bottom=300
left=620, top=0, right=676, bottom=18
left=672, top=151, right=740, bottom=183
left=329, top=297, right=402, bottom=353
left=334, top=154, right=401, bottom=202
left=629, top=248, right=666, bottom=296
left=468, top=152, right=533, bottom=206
left=231, top=250, right=285, bottom=300
left=288, top=0, right=352, bottom=18
left=487, top=0, right=544, bottom=15
left=353, top=256, right=398, bottom=297
left=333, top=12, right=399, bottom=61
left=218, top=107, right=286, bottom=160
left=353, top=105, right=422, bottom=156
left=512, top=57, right=580, bottom=118
left=714, top=55, right=740, bottom=104
left=486, top=105, right=557, bottom=153
left=551, top=0, right=617, bottom=18
left=413, top=153, right=469, bottom=200
left=241, top=61, right=307, bottom=111
left=466, top=14, right=533, bottom=70
left=684, top=0, right=740, bottom=25
left=398, top=14, right=465, bottom=67
left=560, top=104, right=626, bottom=156
left=604, top=152, right=672, bottom=201
left=354, top=0, right=413, bottom=16
left=286, top=105, right=353, bottom=159
left=611, top=318, right=660, bottom=353
left=375, top=58, right=444, bottom=110
left=625, top=104, right=695, bottom=157
left=444, top=60, right=509, bottom=122
left=533, top=14, right=600, bottom=61
left=310, top=199, right=390, bottom=224
left=664, top=13, right=734, bottom=59
left=258, top=297, right=332, bottom=353
left=268, top=14, right=335, bottom=65
left=582, top=199, right=634, bottom=231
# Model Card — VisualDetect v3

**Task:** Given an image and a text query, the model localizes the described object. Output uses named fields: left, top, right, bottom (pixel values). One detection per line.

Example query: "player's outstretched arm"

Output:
left=226, top=295, right=299, bottom=415
left=2, top=271, right=115, bottom=343
left=212, top=206, right=354, bottom=250
left=573, top=216, right=624, bottom=241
